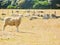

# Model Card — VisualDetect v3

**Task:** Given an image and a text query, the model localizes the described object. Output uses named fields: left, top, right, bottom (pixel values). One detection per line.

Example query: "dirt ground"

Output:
left=0, top=9, right=60, bottom=45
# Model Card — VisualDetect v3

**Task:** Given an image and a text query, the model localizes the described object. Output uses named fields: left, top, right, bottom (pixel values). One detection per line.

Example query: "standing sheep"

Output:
left=3, top=14, right=23, bottom=32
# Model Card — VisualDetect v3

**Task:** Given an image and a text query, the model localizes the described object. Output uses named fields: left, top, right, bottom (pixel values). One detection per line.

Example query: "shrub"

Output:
left=7, top=5, right=17, bottom=9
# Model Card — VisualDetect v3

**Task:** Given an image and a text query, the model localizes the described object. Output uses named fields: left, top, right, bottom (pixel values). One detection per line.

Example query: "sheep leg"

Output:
left=16, top=26, right=19, bottom=32
left=3, top=24, right=7, bottom=31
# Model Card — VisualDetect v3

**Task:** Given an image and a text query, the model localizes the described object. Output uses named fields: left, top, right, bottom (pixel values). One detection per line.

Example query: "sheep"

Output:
left=3, top=14, right=23, bottom=32
left=29, top=15, right=38, bottom=20
left=43, top=14, right=50, bottom=19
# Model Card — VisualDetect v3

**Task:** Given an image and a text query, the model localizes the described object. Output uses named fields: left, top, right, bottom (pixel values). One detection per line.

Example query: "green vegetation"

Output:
left=0, top=0, right=60, bottom=9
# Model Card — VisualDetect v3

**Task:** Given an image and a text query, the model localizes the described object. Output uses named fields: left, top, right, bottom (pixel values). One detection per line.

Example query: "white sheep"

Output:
left=3, top=14, right=23, bottom=32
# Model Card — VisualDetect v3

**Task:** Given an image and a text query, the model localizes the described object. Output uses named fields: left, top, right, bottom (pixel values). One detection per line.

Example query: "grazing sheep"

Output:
left=51, top=14, right=60, bottom=19
left=30, top=15, right=38, bottom=20
left=43, top=14, right=50, bottom=19
left=51, top=14, right=57, bottom=18
left=3, top=14, right=23, bottom=32
left=24, top=11, right=30, bottom=17
left=24, top=14, right=30, bottom=17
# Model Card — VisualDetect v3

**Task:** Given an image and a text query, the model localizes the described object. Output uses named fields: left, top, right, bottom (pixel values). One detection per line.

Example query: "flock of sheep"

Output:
left=0, top=10, right=60, bottom=32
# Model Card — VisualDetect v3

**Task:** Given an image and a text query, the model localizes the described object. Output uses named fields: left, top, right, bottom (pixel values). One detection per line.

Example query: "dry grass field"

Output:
left=0, top=9, right=60, bottom=45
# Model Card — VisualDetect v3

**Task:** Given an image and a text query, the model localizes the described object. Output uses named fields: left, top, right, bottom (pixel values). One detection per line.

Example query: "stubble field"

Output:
left=0, top=9, right=60, bottom=45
